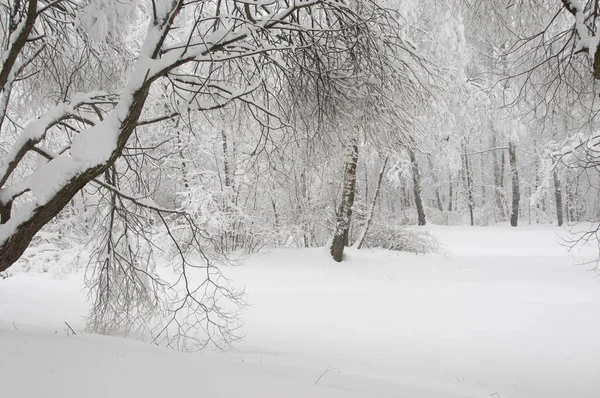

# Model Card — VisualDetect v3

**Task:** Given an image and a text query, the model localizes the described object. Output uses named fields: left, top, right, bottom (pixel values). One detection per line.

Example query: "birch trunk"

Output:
left=331, top=139, right=359, bottom=262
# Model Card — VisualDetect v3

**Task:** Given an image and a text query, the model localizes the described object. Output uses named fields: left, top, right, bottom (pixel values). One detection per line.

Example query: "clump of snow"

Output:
left=69, top=115, right=120, bottom=167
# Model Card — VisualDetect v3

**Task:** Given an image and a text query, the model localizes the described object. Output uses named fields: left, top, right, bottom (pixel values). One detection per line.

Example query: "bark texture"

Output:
left=553, top=168, right=564, bottom=227
left=462, top=144, right=474, bottom=226
left=409, top=148, right=426, bottom=226
left=331, top=140, right=359, bottom=262
left=492, top=135, right=505, bottom=220
left=508, top=141, right=520, bottom=227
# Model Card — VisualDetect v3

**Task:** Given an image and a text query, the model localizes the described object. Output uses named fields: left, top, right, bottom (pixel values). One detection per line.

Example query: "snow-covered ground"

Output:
left=1, top=225, right=599, bottom=397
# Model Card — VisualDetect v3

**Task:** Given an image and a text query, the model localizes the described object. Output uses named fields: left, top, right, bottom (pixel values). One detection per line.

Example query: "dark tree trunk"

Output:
left=271, top=196, right=279, bottom=246
left=508, top=141, right=520, bottom=227
left=408, top=148, right=426, bottom=225
left=565, top=175, right=575, bottom=222
left=331, top=139, right=359, bottom=262
left=553, top=168, right=563, bottom=227
left=0, top=200, right=12, bottom=225
left=462, top=144, right=474, bottom=226
left=447, top=176, right=453, bottom=212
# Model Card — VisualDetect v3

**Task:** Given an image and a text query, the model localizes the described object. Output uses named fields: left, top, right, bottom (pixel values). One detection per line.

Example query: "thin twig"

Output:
left=64, top=322, right=76, bottom=336
left=314, top=363, right=334, bottom=385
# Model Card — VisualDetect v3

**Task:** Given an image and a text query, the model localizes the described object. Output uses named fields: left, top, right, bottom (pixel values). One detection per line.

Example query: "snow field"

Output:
left=1, top=224, right=599, bottom=397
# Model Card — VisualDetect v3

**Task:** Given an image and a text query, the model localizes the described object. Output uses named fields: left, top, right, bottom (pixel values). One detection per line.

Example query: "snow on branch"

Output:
left=0, top=92, right=112, bottom=190
left=561, top=0, right=600, bottom=66
left=0, top=0, right=392, bottom=276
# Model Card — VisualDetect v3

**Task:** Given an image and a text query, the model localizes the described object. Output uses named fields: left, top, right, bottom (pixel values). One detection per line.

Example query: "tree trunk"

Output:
left=428, top=158, right=444, bottom=211
left=356, top=156, right=388, bottom=249
left=408, top=148, right=426, bottom=225
left=534, top=164, right=540, bottom=223
left=479, top=135, right=487, bottom=208
left=508, top=141, right=520, bottom=227
left=565, top=175, right=575, bottom=222
left=331, top=139, right=359, bottom=262
left=492, top=135, right=505, bottom=220
left=462, top=143, right=474, bottom=226
left=300, top=143, right=310, bottom=248
left=270, top=196, right=279, bottom=246
left=401, top=184, right=410, bottom=209
left=0, top=200, right=12, bottom=225
left=447, top=176, right=453, bottom=212
left=221, top=130, right=232, bottom=189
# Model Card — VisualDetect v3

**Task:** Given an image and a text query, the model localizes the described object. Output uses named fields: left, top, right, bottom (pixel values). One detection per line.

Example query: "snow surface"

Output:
left=1, top=225, right=600, bottom=397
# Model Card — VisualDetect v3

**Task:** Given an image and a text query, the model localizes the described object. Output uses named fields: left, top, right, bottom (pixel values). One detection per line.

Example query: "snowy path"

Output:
left=1, top=225, right=599, bottom=397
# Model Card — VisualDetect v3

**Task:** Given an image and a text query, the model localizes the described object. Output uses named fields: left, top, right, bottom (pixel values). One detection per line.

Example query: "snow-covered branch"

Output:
left=561, top=0, right=600, bottom=77
left=0, top=0, right=388, bottom=273
left=0, top=92, right=111, bottom=190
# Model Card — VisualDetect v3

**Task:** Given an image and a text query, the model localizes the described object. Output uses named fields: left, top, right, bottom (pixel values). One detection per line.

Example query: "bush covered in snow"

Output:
left=361, top=223, right=442, bottom=254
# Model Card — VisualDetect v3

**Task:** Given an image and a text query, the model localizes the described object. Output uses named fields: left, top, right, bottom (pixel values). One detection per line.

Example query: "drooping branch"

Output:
left=0, top=2, right=186, bottom=272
